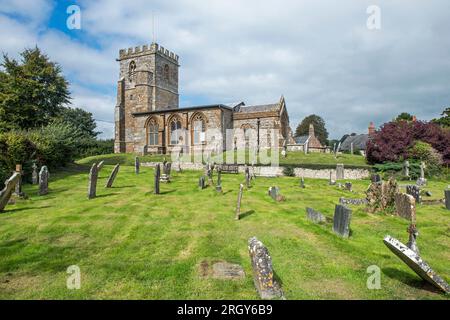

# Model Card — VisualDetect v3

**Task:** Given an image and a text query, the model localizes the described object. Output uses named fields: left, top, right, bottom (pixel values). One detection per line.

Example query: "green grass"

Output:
left=0, top=163, right=448, bottom=299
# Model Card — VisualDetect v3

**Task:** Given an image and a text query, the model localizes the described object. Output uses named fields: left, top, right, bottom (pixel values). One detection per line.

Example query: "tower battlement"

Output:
left=118, top=43, right=179, bottom=63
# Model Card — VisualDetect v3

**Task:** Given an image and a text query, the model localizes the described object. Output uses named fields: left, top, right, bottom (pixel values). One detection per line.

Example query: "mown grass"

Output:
left=0, top=162, right=448, bottom=300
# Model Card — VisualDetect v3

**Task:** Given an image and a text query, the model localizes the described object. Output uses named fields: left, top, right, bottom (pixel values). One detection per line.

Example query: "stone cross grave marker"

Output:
left=105, top=164, right=120, bottom=188
left=383, top=235, right=449, bottom=293
left=416, top=162, right=427, bottom=186
left=306, top=207, right=326, bottom=224
left=336, top=164, right=344, bottom=180
left=87, top=163, right=98, bottom=199
left=445, top=189, right=450, bottom=210
left=403, top=160, right=410, bottom=178
left=333, top=204, right=352, bottom=238
left=248, top=237, right=284, bottom=300
left=38, top=166, right=49, bottom=196
left=32, top=163, right=39, bottom=185
left=394, top=193, right=416, bottom=223
left=235, top=184, right=244, bottom=220
left=135, top=157, right=140, bottom=174
left=0, top=173, right=20, bottom=212
left=406, top=185, right=421, bottom=204
left=154, top=164, right=160, bottom=194
left=216, top=168, right=223, bottom=193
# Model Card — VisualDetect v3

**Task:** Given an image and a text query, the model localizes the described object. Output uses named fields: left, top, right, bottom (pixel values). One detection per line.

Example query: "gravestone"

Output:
left=248, top=237, right=283, bottom=300
left=105, top=164, right=120, bottom=188
left=135, top=157, right=140, bottom=174
left=210, top=261, right=245, bottom=280
left=336, top=164, right=344, bottom=180
left=383, top=235, right=449, bottom=293
left=0, top=173, right=20, bottom=212
left=300, top=177, right=305, bottom=189
left=235, top=184, right=244, bottom=220
left=198, top=176, right=206, bottom=190
left=403, top=160, right=410, bottom=178
left=445, top=190, right=450, bottom=210
left=339, top=197, right=368, bottom=206
left=306, top=207, right=326, bottom=224
left=154, top=164, right=160, bottom=194
left=31, top=163, right=39, bottom=185
left=38, top=166, right=49, bottom=196
left=344, top=182, right=352, bottom=192
left=160, top=161, right=171, bottom=183
left=394, top=193, right=416, bottom=223
left=416, top=162, right=427, bottom=186
left=406, top=185, right=421, bottom=204
left=97, top=161, right=105, bottom=172
left=87, top=164, right=97, bottom=199
left=329, top=171, right=336, bottom=185
left=268, top=186, right=284, bottom=202
left=371, top=174, right=381, bottom=183
left=366, top=177, right=398, bottom=213
left=245, top=165, right=251, bottom=188
left=406, top=224, right=420, bottom=255
left=14, top=164, right=26, bottom=198
left=333, top=204, right=352, bottom=238
left=216, top=168, right=223, bottom=193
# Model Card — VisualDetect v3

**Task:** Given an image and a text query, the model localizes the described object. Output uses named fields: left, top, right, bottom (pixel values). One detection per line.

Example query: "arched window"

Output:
left=128, top=61, right=136, bottom=82
left=170, top=118, right=182, bottom=145
left=164, top=64, right=170, bottom=81
left=147, top=119, right=158, bottom=146
left=192, top=113, right=206, bottom=145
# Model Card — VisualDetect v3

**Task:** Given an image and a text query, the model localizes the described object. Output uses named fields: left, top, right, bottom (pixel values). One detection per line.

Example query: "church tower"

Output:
left=115, top=43, right=179, bottom=153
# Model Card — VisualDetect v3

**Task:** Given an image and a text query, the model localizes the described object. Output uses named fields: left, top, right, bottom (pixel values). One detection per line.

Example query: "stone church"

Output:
left=114, top=43, right=294, bottom=155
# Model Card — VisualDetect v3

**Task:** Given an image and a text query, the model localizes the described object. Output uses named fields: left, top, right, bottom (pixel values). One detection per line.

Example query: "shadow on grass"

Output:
left=382, top=267, right=442, bottom=294
left=111, top=185, right=135, bottom=189
left=160, top=190, right=177, bottom=195
left=1, top=205, right=52, bottom=214
left=95, top=193, right=119, bottom=199
left=240, top=210, right=255, bottom=220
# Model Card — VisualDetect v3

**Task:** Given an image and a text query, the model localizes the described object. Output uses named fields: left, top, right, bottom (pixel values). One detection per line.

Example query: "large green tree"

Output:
left=0, top=47, right=70, bottom=132
left=56, top=107, right=99, bottom=139
left=395, top=112, right=414, bottom=122
left=295, top=114, right=329, bottom=145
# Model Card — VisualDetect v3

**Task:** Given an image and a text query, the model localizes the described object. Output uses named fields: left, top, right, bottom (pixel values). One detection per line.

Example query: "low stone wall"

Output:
left=141, top=162, right=371, bottom=180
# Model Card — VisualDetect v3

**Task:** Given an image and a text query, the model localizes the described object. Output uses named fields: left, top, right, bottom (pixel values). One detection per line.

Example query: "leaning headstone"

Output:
left=344, top=182, right=352, bottom=192
left=383, top=235, right=450, bottom=293
left=235, top=184, right=244, bottom=220
left=105, top=164, right=120, bottom=188
left=0, top=173, right=20, bottom=212
left=406, top=185, right=421, bottom=204
left=336, top=164, right=344, bottom=180
left=268, top=186, right=285, bottom=202
left=333, top=204, right=352, bottom=238
left=97, top=161, right=105, bottom=172
left=394, top=193, right=416, bottom=223
left=154, top=164, right=160, bottom=194
left=38, top=166, right=49, bottom=196
left=31, top=163, right=39, bottom=185
left=198, top=176, right=206, bottom=190
left=248, top=237, right=284, bottom=300
left=306, top=207, right=326, bottom=224
left=87, top=164, right=97, bottom=199
left=445, top=190, right=450, bottom=210
left=216, top=168, right=223, bottom=193
left=135, top=157, right=140, bottom=174
left=13, top=164, right=26, bottom=198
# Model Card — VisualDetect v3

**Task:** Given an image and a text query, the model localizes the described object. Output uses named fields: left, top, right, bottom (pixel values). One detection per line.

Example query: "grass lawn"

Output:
left=0, top=162, right=448, bottom=299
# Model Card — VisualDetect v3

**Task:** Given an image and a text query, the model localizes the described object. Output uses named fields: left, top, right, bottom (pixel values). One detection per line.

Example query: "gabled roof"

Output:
left=237, top=103, right=280, bottom=114
left=294, top=135, right=310, bottom=145
left=340, top=134, right=369, bottom=151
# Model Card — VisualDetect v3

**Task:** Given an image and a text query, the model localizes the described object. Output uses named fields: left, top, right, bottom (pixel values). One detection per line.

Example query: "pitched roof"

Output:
left=237, top=103, right=280, bottom=113
left=340, top=134, right=369, bottom=151
left=294, top=135, right=310, bottom=145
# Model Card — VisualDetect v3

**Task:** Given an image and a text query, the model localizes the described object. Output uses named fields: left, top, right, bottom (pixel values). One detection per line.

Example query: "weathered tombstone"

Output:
left=154, top=164, right=160, bottom=194
left=198, top=176, right=206, bottom=190
left=160, top=161, right=171, bottom=183
left=383, top=235, right=450, bottom=293
left=344, top=182, right=352, bottom=192
left=87, top=164, right=97, bottom=199
left=38, top=166, right=49, bottom=196
left=406, top=224, right=420, bottom=255
left=416, top=162, right=427, bottom=186
left=406, top=185, right=421, bottom=204
left=300, top=177, right=305, bottom=189
left=394, top=193, right=416, bottom=223
left=339, top=197, right=368, bottom=206
left=268, top=186, right=284, bottom=202
left=445, top=189, right=450, bottom=210
left=306, top=207, right=326, bottom=224
left=403, top=160, right=410, bottom=178
left=248, top=237, right=283, bottom=300
left=0, top=173, right=20, bottom=212
left=371, top=174, right=381, bottom=183
left=366, top=177, right=399, bottom=213
left=13, top=164, right=26, bottom=198
left=97, top=161, right=105, bottom=172
left=135, top=157, right=140, bottom=174
left=333, top=204, right=352, bottom=238
left=235, top=184, right=244, bottom=220
left=105, top=164, right=120, bottom=188
left=216, top=168, right=223, bottom=193
left=329, top=171, right=336, bottom=185
left=31, top=163, right=39, bottom=185
left=336, top=164, right=344, bottom=180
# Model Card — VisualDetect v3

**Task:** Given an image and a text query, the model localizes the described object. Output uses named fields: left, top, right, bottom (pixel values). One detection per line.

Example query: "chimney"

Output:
left=309, top=123, right=315, bottom=137
left=368, top=122, right=375, bottom=135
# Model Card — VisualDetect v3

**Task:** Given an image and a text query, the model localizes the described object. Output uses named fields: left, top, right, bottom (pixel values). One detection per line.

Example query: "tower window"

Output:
left=170, top=118, right=182, bottom=145
left=128, top=61, right=136, bottom=82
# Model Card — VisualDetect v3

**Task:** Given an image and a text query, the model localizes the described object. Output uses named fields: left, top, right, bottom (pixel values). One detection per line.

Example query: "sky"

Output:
left=0, top=0, right=449, bottom=139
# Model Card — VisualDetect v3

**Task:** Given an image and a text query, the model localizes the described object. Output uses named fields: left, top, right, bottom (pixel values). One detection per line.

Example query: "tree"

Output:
left=432, top=107, right=450, bottom=128
left=56, top=107, right=99, bottom=139
left=395, top=112, right=414, bottom=122
left=295, top=114, right=329, bottom=145
left=0, top=47, right=70, bottom=132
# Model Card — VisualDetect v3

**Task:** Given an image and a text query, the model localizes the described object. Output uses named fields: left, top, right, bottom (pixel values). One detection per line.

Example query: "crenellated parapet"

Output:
left=118, top=42, right=179, bottom=63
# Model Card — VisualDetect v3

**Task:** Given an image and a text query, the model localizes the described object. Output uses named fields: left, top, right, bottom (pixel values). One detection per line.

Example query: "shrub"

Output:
left=75, top=139, right=114, bottom=159
left=283, top=166, right=295, bottom=177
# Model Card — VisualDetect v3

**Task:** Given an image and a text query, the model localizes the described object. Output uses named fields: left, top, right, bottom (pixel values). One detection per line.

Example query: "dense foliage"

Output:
left=295, top=114, right=329, bottom=145
left=366, top=120, right=450, bottom=165
left=432, top=107, right=450, bottom=128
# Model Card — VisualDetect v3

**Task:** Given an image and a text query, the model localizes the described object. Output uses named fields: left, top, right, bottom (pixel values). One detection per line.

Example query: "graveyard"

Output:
left=0, top=156, right=448, bottom=300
